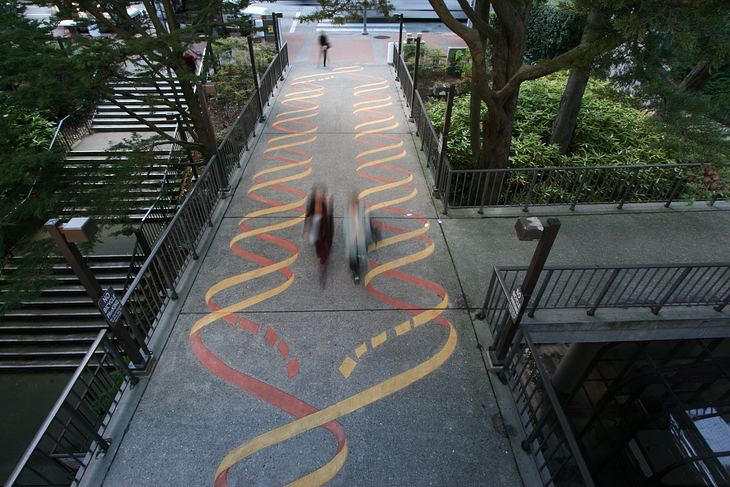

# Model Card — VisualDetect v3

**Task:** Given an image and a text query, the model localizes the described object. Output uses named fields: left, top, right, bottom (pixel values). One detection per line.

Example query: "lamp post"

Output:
left=272, top=12, right=282, bottom=53
left=409, top=33, right=422, bottom=120
left=489, top=217, right=561, bottom=369
left=45, top=218, right=149, bottom=369
left=434, top=83, right=455, bottom=197
left=248, top=34, right=266, bottom=123
left=397, top=13, right=404, bottom=58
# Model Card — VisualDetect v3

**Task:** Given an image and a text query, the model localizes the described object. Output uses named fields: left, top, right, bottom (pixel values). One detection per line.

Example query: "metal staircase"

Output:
left=0, top=255, right=133, bottom=370
left=0, top=79, right=188, bottom=371
left=90, top=81, right=184, bottom=133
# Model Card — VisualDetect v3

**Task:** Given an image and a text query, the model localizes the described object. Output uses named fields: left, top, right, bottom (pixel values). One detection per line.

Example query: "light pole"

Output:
left=488, top=217, right=561, bottom=370
left=45, top=218, right=149, bottom=369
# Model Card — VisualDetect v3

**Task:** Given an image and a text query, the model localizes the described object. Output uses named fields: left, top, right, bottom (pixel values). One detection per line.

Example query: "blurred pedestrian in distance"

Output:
left=344, top=195, right=373, bottom=284
left=303, top=185, right=334, bottom=285
left=183, top=50, right=197, bottom=73
left=318, top=30, right=330, bottom=67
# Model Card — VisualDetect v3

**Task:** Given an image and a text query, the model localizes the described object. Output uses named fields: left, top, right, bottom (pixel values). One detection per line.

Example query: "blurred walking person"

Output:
left=318, top=30, right=330, bottom=67
left=344, top=195, right=373, bottom=284
left=303, top=185, right=334, bottom=285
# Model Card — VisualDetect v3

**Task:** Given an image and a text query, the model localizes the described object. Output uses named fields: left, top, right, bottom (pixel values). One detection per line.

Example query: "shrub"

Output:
left=525, top=3, right=584, bottom=64
left=427, top=72, right=677, bottom=169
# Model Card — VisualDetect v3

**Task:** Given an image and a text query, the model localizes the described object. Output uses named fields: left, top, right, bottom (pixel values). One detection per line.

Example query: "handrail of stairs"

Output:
left=49, top=109, right=94, bottom=152
left=3, top=329, right=138, bottom=487
left=4, top=42, right=290, bottom=487
left=1, top=109, right=94, bottom=225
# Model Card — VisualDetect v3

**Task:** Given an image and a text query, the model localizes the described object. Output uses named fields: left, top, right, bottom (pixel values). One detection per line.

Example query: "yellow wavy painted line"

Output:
left=364, top=241, right=435, bottom=287
left=192, top=78, right=323, bottom=335
left=370, top=222, right=430, bottom=251
left=215, top=320, right=456, bottom=481
left=285, top=439, right=348, bottom=487
left=191, top=273, right=294, bottom=336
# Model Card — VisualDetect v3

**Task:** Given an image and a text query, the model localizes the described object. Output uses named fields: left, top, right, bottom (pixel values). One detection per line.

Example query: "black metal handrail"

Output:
left=122, top=126, right=185, bottom=291
left=481, top=263, right=730, bottom=329
left=501, top=325, right=596, bottom=487
left=391, top=49, right=721, bottom=212
left=3, top=330, right=138, bottom=487
left=5, top=43, right=290, bottom=487
left=50, top=110, right=94, bottom=152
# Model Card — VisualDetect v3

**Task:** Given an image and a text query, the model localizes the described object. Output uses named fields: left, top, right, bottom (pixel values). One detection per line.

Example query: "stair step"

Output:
left=0, top=333, right=97, bottom=342
left=0, top=322, right=105, bottom=331
left=90, top=125, right=178, bottom=132
left=2, top=308, right=104, bottom=319
left=0, top=357, right=98, bottom=370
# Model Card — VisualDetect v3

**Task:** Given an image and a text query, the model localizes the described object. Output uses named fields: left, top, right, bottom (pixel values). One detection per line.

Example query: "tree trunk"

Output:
left=477, top=89, right=520, bottom=170
left=679, top=61, right=716, bottom=93
left=470, top=83, right=482, bottom=166
left=548, top=10, right=604, bottom=155
left=549, top=64, right=590, bottom=155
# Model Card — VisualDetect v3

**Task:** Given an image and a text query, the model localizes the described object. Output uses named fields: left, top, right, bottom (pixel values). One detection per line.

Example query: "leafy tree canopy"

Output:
left=427, top=0, right=730, bottom=173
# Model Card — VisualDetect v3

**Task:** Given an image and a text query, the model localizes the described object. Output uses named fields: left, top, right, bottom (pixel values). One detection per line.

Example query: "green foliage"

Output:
left=428, top=72, right=680, bottom=169
left=212, top=41, right=275, bottom=106
left=0, top=106, right=68, bottom=257
left=525, top=3, right=585, bottom=64
left=0, top=0, right=104, bottom=117
left=427, top=71, right=729, bottom=202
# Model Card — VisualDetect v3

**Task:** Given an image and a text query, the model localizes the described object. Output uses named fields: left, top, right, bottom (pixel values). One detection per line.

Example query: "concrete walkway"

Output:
left=81, top=28, right=730, bottom=487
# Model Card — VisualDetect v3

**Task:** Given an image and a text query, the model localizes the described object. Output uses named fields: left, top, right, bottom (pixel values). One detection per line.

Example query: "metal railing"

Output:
left=123, top=127, right=186, bottom=291
left=6, top=43, right=289, bottom=487
left=49, top=110, right=94, bottom=152
left=481, top=263, right=730, bottom=329
left=392, top=49, right=721, bottom=213
left=502, top=326, right=596, bottom=487
left=217, top=87, right=262, bottom=178
left=3, top=330, right=138, bottom=487
left=438, top=163, right=710, bottom=213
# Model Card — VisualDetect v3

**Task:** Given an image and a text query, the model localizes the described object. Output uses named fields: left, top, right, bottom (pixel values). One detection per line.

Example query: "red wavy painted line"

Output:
left=190, top=331, right=346, bottom=487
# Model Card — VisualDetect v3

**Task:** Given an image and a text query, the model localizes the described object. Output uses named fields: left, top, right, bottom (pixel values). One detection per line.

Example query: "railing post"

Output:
left=410, top=35, right=421, bottom=120
left=715, top=289, right=730, bottom=312
left=179, top=213, right=199, bottom=261
left=442, top=169, right=452, bottom=214
left=101, top=332, right=139, bottom=386
left=478, top=171, right=490, bottom=213
left=248, top=34, right=266, bottom=122
left=154, top=252, right=180, bottom=300
left=271, top=12, right=281, bottom=53
left=476, top=270, right=499, bottom=321
left=478, top=172, right=491, bottom=214
left=665, top=176, right=685, bottom=208
left=521, top=403, right=554, bottom=452
left=435, top=84, right=455, bottom=195
left=398, top=15, right=404, bottom=57
left=587, top=268, right=620, bottom=316
left=571, top=168, right=589, bottom=211
left=523, top=171, right=538, bottom=212
left=618, top=167, right=640, bottom=209
left=651, top=267, right=692, bottom=315
left=527, top=268, right=554, bottom=317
